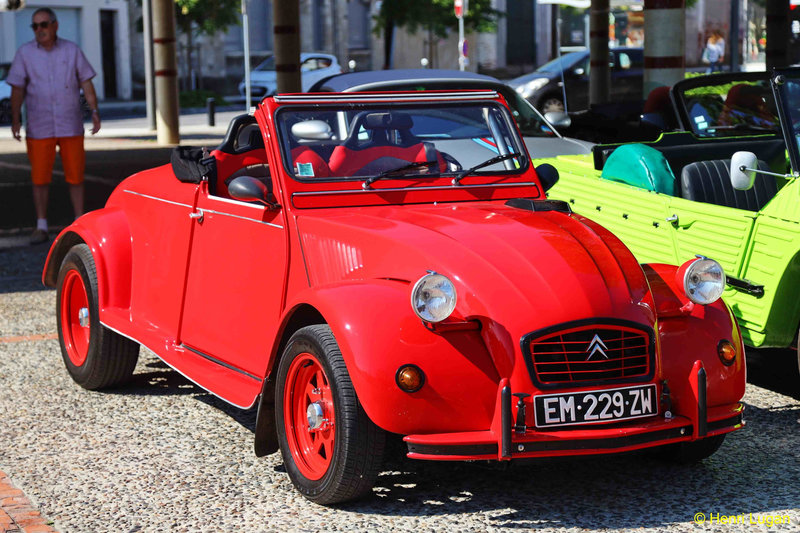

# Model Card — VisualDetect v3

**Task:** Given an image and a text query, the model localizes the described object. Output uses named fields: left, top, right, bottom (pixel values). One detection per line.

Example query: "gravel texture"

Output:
left=2, top=245, right=800, bottom=532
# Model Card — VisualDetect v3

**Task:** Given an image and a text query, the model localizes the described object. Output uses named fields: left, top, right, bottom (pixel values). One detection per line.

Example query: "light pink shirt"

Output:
left=7, top=38, right=96, bottom=139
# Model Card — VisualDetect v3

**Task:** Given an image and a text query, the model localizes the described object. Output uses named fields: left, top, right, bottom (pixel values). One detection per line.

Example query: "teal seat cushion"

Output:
left=601, top=143, right=676, bottom=195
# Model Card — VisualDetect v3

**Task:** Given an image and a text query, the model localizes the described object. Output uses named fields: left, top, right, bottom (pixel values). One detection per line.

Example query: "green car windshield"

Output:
left=678, top=78, right=779, bottom=138
left=774, top=70, right=800, bottom=174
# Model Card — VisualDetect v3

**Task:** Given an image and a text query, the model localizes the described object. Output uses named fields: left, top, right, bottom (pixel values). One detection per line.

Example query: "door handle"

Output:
left=189, top=209, right=204, bottom=223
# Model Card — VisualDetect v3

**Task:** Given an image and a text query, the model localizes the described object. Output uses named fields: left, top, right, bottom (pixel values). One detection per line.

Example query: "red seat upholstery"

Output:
left=291, top=146, right=331, bottom=178
left=328, top=143, right=446, bottom=177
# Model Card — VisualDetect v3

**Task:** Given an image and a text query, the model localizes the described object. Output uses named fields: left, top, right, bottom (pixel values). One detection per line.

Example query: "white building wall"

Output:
left=0, top=0, right=132, bottom=100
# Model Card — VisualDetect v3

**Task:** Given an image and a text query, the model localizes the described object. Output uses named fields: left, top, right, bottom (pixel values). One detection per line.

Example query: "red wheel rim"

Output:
left=60, top=270, right=90, bottom=366
left=283, top=352, right=335, bottom=481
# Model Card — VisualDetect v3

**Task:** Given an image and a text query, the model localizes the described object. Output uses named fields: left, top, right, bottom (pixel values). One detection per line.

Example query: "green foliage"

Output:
left=175, top=0, right=241, bottom=35
left=179, top=90, right=228, bottom=109
left=374, top=0, right=501, bottom=39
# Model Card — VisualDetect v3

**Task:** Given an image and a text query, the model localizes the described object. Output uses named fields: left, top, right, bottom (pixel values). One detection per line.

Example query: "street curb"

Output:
left=0, top=471, right=58, bottom=533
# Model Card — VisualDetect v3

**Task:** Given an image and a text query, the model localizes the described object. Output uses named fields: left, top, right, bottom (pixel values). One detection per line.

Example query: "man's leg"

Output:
left=26, top=138, right=57, bottom=243
left=59, top=136, right=86, bottom=218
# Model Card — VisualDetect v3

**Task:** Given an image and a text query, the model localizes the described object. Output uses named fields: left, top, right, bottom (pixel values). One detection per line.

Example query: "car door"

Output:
left=178, top=176, right=288, bottom=396
left=664, top=195, right=755, bottom=276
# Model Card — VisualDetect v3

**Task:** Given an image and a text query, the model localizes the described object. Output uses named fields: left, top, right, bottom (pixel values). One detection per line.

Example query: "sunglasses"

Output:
left=31, top=21, right=53, bottom=30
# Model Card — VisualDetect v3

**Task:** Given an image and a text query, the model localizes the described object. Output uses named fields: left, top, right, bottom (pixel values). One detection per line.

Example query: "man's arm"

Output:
left=10, top=85, right=25, bottom=142
left=80, top=79, right=101, bottom=135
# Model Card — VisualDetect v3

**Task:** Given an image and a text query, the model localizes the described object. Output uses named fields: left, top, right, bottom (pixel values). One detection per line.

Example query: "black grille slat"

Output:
left=527, top=325, right=651, bottom=385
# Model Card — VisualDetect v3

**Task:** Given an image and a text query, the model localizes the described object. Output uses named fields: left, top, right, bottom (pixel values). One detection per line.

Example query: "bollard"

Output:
left=206, top=97, right=216, bottom=127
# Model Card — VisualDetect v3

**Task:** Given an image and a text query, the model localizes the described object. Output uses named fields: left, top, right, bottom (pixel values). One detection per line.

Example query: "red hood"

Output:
left=296, top=201, right=654, bottom=332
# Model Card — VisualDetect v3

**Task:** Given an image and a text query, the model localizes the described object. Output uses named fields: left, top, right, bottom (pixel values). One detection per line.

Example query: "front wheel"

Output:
left=56, top=244, right=139, bottom=390
left=654, top=434, right=726, bottom=463
left=275, top=325, right=385, bottom=505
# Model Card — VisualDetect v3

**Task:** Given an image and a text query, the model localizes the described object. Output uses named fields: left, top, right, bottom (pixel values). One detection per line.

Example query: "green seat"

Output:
left=601, top=143, right=676, bottom=195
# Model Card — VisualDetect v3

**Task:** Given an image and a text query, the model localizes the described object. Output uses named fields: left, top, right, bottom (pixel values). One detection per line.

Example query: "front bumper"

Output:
left=404, top=361, right=744, bottom=461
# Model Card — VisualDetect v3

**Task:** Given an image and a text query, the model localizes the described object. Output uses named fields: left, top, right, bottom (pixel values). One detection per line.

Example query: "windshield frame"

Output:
left=772, top=68, right=800, bottom=175
left=274, top=99, right=531, bottom=185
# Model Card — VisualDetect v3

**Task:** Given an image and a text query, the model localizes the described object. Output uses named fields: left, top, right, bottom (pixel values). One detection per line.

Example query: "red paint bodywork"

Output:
left=43, top=91, right=745, bottom=461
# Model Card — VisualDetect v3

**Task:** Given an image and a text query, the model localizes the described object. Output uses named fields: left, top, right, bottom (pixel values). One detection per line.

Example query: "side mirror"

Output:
left=544, top=111, right=571, bottom=129
left=730, top=151, right=758, bottom=191
left=536, top=163, right=560, bottom=193
left=228, top=176, right=279, bottom=208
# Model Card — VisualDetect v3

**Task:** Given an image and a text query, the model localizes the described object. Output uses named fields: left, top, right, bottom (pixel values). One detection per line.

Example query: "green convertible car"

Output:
left=543, top=69, right=800, bottom=366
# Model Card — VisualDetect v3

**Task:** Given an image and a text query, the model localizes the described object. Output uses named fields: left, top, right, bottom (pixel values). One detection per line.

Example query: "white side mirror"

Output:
left=544, top=111, right=571, bottom=129
left=730, top=151, right=758, bottom=191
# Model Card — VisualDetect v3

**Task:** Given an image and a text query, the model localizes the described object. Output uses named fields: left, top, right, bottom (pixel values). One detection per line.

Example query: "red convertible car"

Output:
left=43, top=91, right=745, bottom=504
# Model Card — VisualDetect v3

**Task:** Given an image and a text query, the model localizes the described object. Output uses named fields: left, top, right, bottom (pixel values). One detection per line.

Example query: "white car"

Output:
left=0, top=63, right=11, bottom=124
left=238, top=52, right=341, bottom=102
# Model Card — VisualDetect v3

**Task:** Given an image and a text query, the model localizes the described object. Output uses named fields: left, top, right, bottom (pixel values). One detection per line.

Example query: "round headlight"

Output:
left=411, top=272, right=457, bottom=323
left=683, top=258, right=726, bottom=305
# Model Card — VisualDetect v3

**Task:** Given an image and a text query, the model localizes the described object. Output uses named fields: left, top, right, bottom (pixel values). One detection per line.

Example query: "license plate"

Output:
left=534, top=384, right=657, bottom=428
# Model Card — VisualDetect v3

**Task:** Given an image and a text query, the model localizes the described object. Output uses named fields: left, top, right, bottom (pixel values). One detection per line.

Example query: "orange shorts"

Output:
left=26, top=136, right=85, bottom=186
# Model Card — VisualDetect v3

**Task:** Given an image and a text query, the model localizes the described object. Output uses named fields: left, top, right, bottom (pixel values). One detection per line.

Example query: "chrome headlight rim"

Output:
left=411, top=271, right=457, bottom=323
left=683, top=257, right=726, bottom=305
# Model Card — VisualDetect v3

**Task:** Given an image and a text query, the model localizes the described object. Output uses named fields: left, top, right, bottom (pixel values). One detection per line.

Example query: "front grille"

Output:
left=522, top=321, right=653, bottom=388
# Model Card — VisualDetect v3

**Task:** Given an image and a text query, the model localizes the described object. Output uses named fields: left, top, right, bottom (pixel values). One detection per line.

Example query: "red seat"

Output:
left=328, top=143, right=446, bottom=177
left=291, top=146, right=331, bottom=178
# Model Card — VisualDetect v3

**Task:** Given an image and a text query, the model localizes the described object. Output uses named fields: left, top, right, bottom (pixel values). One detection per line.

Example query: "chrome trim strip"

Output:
left=123, top=190, right=193, bottom=209
left=292, top=181, right=540, bottom=198
left=274, top=91, right=499, bottom=103
left=181, top=344, right=262, bottom=382
left=202, top=208, right=284, bottom=229
left=99, top=320, right=260, bottom=410
left=206, top=195, right=268, bottom=209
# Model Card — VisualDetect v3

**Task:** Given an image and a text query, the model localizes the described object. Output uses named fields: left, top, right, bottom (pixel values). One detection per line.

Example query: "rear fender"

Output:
left=42, top=209, right=133, bottom=312
left=275, top=280, right=501, bottom=436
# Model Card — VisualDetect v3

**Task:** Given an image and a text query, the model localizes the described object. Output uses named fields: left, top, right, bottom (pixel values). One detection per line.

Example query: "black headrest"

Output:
left=364, top=112, right=413, bottom=130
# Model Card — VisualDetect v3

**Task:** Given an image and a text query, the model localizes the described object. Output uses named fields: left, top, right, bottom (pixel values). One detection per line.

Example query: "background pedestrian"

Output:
left=7, top=7, right=101, bottom=244
left=704, top=30, right=726, bottom=73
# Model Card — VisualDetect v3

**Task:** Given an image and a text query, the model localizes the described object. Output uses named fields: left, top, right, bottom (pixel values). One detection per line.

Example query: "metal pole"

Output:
left=531, top=0, right=537, bottom=68
left=142, top=0, right=155, bottom=131
left=242, top=0, right=251, bottom=110
left=731, top=0, right=740, bottom=72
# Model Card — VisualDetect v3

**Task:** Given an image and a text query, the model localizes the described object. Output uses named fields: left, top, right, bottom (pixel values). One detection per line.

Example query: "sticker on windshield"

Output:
left=296, top=162, right=315, bottom=177
left=694, top=115, right=708, bottom=130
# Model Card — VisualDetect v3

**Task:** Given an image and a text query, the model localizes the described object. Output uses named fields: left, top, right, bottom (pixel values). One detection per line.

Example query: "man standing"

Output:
left=7, top=7, right=101, bottom=244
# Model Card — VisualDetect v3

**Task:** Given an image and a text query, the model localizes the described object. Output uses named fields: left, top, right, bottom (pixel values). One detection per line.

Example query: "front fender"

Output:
left=643, top=263, right=746, bottom=415
left=43, top=208, right=133, bottom=312
left=290, top=280, right=502, bottom=435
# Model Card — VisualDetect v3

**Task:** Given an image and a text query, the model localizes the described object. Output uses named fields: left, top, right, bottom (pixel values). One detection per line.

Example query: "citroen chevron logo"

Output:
left=586, top=334, right=609, bottom=360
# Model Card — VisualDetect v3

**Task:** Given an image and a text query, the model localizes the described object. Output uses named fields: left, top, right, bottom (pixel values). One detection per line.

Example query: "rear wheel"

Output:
left=56, top=244, right=139, bottom=389
left=275, top=325, right=385, bottom=504
left=654, top=434, right=726, bottom=463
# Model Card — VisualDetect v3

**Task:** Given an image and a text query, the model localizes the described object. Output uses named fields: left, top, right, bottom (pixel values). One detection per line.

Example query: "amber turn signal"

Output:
left=396, top=364, right=425, bottom=393
left=718, top=340, right=737, bottom=366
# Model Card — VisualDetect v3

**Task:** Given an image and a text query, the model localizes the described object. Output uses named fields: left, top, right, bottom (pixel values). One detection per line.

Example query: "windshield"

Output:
left=254, top=56, right=276, bottom=72
left=535, top=53, right=584, bottom=74
left=774, top=71, right=800, bottom=172
left=277, top=101, right=529, bottom=182
left=677, top=78, right=779, bottom=137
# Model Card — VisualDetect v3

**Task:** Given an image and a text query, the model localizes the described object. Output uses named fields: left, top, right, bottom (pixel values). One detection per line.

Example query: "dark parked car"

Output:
left=508, top=48, right=644, bottom=113
left=309, top=69, right=593, bottom=157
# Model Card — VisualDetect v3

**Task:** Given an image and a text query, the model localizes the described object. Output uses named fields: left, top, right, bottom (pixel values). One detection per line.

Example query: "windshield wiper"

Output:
left=452, top=152, right=522, bottom=185
left=362, top=160, right=439, bottom=189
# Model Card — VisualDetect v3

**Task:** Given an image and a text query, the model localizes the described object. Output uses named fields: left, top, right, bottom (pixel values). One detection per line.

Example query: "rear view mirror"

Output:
left=291, top=120, right=333, bottom=141
left=536, top=163, right=560, bottom=193
left=730, top=151, right=757, bottom=190
left=544, top=111, right=571, bottom=129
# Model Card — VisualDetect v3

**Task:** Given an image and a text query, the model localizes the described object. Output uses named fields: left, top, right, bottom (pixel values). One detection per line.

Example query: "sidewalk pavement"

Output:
left=0, top=471, right=57, bottom=532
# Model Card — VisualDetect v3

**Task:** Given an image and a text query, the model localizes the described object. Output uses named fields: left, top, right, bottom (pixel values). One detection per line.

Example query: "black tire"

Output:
left=56, top=244, right=139, bottom=390
left=275, top=325, right=385, bottom=505
left=654, top=434, right=726, bottom=464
